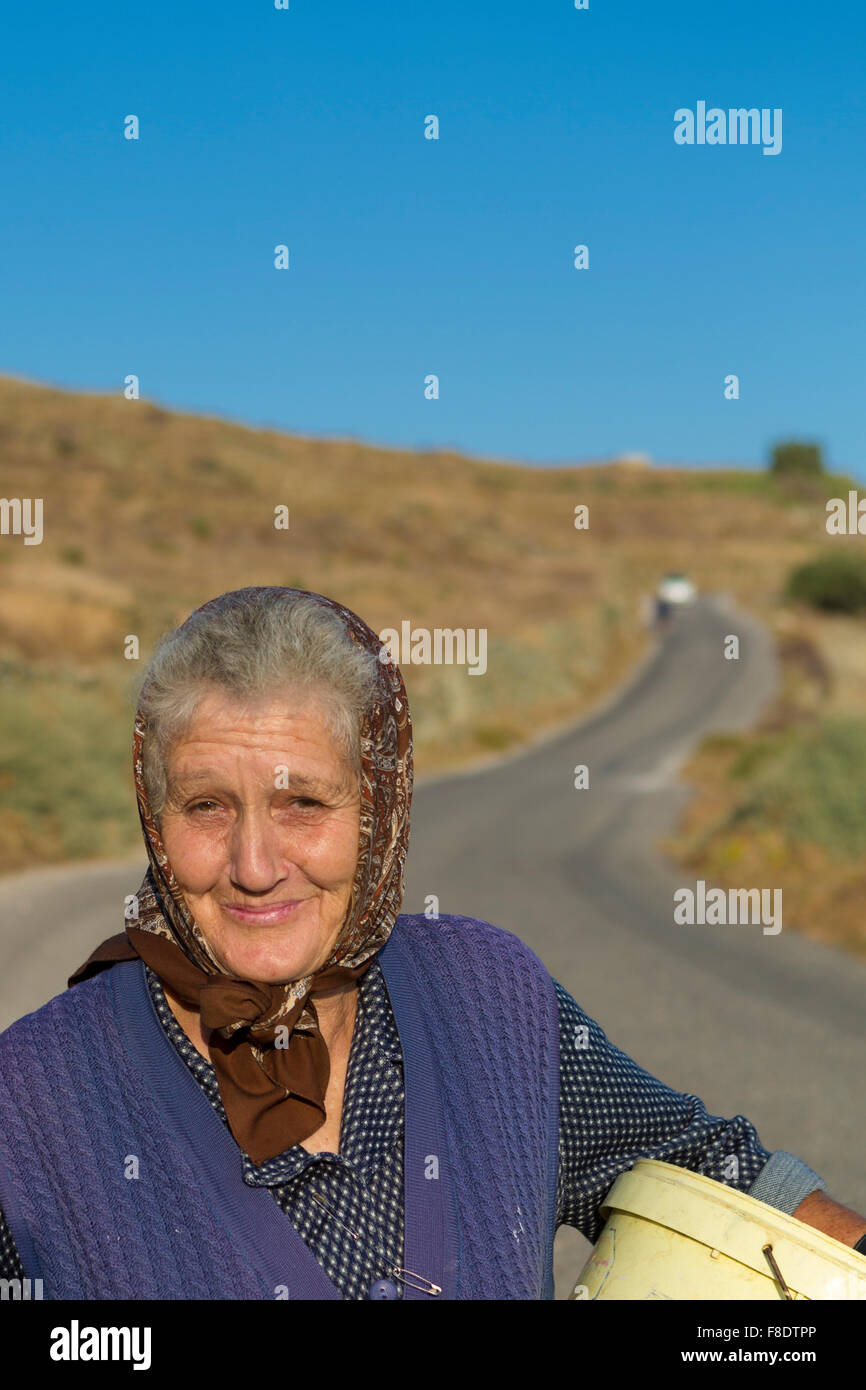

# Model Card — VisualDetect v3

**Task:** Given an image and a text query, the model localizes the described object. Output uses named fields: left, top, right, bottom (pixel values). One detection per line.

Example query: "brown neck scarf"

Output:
left=69, top=587, right=413, bottom=1165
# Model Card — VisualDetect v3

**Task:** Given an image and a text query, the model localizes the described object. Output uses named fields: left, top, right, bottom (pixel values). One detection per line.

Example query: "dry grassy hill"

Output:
left=2, top=372, right=865, bottom=960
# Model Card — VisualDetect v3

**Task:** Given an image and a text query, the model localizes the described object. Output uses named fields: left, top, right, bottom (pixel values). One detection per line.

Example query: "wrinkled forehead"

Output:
left=162, top=686, right=364, bottom=766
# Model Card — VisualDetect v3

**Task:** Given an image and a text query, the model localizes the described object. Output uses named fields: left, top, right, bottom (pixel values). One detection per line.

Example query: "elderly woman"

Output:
left=0, top=585, right=863, bottom=1300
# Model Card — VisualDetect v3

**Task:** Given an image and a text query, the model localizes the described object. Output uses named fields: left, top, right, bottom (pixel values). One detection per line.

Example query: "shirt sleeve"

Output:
left=553, top=979, right=827, bottom=1243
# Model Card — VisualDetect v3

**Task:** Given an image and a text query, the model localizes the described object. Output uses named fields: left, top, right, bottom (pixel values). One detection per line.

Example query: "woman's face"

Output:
left=158, top=688, right=361, bottom=984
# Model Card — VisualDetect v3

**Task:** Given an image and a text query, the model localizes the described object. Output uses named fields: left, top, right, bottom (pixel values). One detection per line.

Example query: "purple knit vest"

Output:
left=0, top=913, right=560, bottom=1300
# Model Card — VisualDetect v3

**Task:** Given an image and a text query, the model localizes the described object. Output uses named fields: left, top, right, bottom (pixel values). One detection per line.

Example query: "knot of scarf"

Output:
left=198, top=978, right=292, bottom=1040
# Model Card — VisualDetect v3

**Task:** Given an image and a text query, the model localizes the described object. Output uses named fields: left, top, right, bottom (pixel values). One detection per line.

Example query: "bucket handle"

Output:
left=762, top=1243, right=794, bottom=1300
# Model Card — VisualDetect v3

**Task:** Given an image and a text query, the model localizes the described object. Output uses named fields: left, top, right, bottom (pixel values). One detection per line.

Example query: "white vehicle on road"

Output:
left=656, top=573, right=697, bottom=606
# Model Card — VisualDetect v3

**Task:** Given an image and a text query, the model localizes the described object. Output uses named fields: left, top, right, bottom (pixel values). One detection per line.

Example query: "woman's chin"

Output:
left=210, top=929, right=330, bottom=985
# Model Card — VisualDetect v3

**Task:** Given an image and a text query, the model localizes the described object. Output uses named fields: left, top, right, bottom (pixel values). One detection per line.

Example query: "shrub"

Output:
left=730, top=718, right=866, bottom=858
left=55, top=428, right=77, bottom=456
left=770, top=440, right=824, bottom=476
left=787, top=551, right=866, bottom=613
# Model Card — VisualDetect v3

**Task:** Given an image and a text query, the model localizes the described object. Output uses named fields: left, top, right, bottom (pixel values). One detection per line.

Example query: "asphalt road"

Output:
left=1, top=593, right=864, bottom=1299
left=399, top=592, right=866, bottom=1295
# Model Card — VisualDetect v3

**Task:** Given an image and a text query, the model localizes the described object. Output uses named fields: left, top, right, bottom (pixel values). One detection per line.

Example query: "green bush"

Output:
left=729, top=718, right=866, bottom=857
left=787, top=551, right=866, bottom=613
left=770, top=440, right=824, bottom=476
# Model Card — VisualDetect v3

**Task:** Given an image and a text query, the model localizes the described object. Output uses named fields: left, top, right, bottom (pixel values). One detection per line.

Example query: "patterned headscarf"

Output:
left=70, top=587, right=413, bottom=1163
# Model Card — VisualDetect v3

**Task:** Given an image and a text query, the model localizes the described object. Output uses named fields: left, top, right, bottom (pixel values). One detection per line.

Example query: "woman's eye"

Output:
left=184, top=798, right=323, bottom=814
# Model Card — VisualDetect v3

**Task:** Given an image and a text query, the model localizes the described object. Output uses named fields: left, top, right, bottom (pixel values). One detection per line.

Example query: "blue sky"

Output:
left=1, top=1, right=863, bottom=474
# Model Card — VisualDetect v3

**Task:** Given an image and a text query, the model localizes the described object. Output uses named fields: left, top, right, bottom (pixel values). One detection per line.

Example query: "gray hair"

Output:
left=135, top=589, right=382, bottom=823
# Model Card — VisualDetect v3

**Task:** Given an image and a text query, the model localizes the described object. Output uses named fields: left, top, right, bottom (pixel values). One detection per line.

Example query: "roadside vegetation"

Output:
left=665, top=608, right=866, bottom=958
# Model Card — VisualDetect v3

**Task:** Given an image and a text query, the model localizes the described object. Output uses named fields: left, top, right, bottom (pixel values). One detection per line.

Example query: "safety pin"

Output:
left=312, top=1191, right=442, bottom=1296
left=389, top=1266, right=442, bottom=1296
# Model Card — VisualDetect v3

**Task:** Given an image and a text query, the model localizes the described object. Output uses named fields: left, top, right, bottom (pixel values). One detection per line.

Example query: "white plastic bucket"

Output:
left=571, top=1159, right=866, bottom=1300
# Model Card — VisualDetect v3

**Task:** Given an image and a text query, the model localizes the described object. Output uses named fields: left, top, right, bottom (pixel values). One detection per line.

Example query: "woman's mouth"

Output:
left=222, top=899, right=310, bottom=926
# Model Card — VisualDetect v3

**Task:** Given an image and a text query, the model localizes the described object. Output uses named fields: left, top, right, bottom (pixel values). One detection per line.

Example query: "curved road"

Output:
left=2, top=593, right=864, bottom=1298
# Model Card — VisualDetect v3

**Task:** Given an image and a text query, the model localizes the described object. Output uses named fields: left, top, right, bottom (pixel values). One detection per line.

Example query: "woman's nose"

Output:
left=228, top=809, right=294, bottom=890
